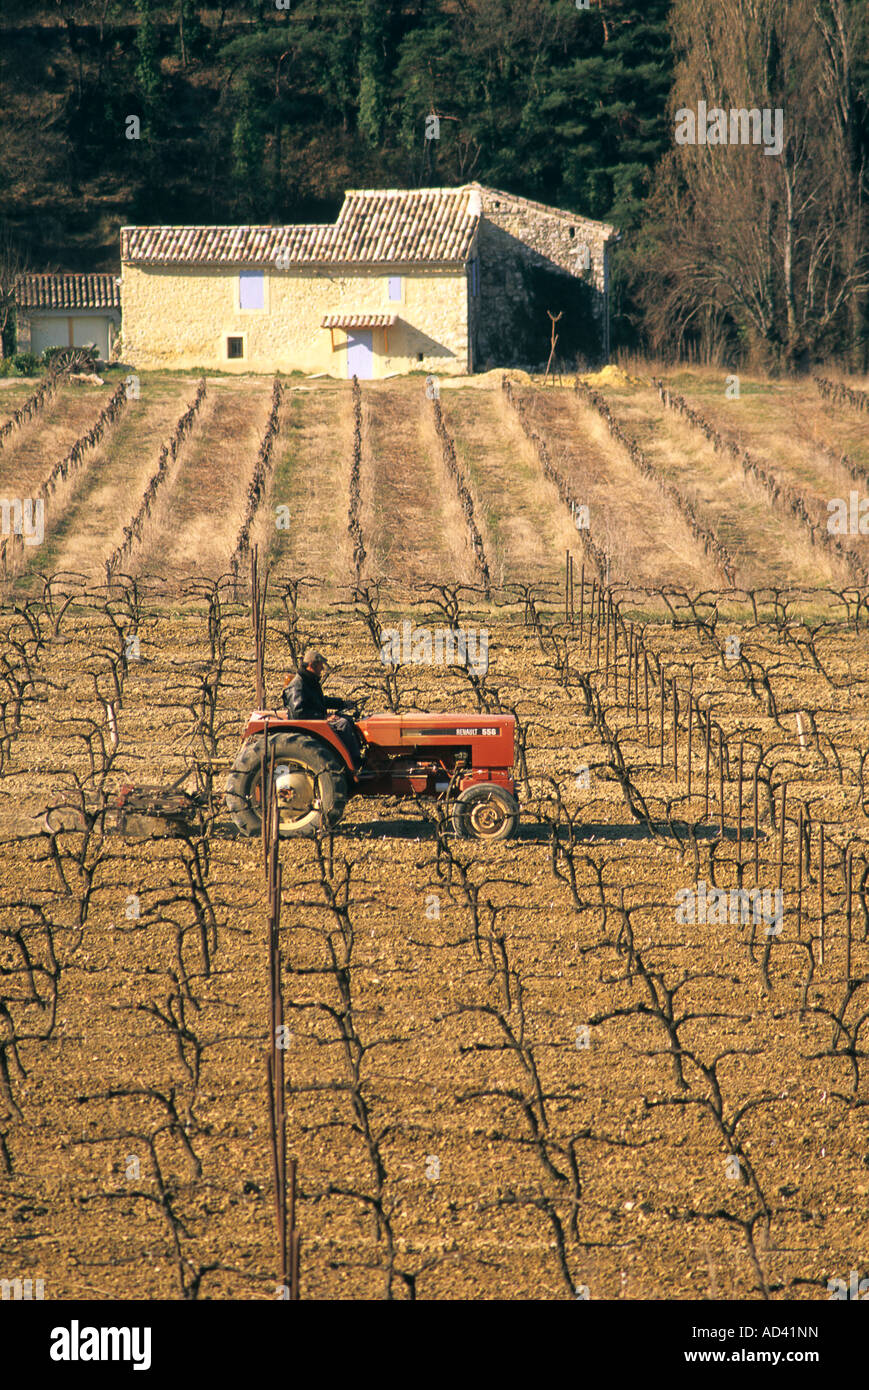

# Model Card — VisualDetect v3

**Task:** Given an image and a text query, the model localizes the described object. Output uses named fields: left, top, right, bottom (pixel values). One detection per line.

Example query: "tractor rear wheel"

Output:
left=451, top=784, right=519, bottom=841
left=225, top=733, right=348, bottom=838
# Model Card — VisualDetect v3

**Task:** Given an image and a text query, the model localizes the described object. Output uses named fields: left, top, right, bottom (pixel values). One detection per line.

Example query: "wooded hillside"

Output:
left=0, top=1, right=669, bottom=261
left=0, top=0, right=866, bottom=365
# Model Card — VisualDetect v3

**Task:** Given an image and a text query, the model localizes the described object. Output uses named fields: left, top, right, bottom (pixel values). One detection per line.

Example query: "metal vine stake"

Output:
left=254, top=550, right=298, bottom=1299
left=251, top=545, right=270, bottom=710
left=261, top=724, right=300, bottom=1299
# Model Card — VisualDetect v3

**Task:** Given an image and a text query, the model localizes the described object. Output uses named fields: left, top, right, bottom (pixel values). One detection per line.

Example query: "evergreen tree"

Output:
left=358, top=0, right=391, bottom=146
left=134, top=0, right=162, bottom=121
left=231, top=73, right=266, bottom=218
left=176, top=1, right=207, bottom=67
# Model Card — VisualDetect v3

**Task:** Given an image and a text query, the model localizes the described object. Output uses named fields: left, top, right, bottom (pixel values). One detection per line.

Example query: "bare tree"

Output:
left=640, top=0, right=868, bottom=368
left=815, top=0, right=868, bottom=371
left=0, top=223, right=29, bottom=357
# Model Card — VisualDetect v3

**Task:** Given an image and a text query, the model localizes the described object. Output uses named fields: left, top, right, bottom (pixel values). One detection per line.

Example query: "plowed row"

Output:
left=4, top=369, right=868, bottom=597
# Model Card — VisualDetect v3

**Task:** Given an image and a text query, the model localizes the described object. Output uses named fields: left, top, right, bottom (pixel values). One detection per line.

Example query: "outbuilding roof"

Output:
left=16, top=272, right=121, bottom=310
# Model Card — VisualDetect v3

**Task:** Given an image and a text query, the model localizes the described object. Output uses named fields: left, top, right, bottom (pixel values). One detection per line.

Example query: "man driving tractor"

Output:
left=282, top=649, right=365, bottom=778
left=226, top=653, right=520, bottom=840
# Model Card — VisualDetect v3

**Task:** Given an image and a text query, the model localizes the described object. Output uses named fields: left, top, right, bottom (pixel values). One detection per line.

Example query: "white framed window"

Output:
left=239, top=270, right=265, bottom=311
left=387, top=275, right=403, bottom=303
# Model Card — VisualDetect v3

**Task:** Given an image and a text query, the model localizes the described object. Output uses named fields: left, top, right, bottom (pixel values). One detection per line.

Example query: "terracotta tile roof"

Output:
left=335, top=189, right=478, bottom=262
left=321, top=313, right=398, bottom=329
left=121, top=187, right=481, bottom=267
left=120, top=185, right=618, bottom=270
left=16, top=272, right=121, bottom=310
left=120, top=223, right=337, bottom=267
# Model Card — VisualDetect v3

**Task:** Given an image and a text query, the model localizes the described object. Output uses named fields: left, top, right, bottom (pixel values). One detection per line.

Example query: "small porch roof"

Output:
left=320, top=314, right=398, bottom=329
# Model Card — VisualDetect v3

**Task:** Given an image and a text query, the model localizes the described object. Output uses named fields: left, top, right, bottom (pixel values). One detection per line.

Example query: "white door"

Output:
left=71, top=316, right=110, bottom=356
left=29, top=316, right=69, bottom=356
left=346, top=330, right=373, bottom=379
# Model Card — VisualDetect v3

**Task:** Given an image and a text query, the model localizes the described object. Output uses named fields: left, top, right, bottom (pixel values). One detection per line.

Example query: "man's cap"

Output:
left=302, top=649, right=327, bottom=666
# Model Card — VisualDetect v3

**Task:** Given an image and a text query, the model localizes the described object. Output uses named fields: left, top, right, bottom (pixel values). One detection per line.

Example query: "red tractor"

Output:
left=224, top=702, right=520, bottom=841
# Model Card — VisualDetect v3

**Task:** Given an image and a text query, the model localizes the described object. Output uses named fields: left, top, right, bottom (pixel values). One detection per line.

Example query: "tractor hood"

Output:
left=358, top=712, right=515, bottom=768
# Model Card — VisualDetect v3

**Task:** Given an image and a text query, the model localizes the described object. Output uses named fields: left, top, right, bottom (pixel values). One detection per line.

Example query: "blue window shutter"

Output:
left=240, top=270, right=264, bottom=310
left=388, top=276, right=402, bottom=301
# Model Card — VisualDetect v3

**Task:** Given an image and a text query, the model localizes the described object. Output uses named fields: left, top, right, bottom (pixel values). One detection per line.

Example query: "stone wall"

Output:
left=121, top=264, right=469, bottom=376
left=473, top=188, right=616, bottom=370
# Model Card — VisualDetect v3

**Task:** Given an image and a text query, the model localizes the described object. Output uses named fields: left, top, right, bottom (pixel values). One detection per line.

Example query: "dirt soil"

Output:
left=2, top=369, right=869, bottom=1300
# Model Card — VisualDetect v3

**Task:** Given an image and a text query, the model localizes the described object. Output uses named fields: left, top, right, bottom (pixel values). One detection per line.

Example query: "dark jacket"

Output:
left=282, top=666, right=347, bottom=720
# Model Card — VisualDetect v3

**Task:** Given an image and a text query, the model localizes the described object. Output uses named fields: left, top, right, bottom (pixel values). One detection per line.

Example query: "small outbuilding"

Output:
left=120, top=185, right=619, bottom=377
left=15, top=273, right=121, bottom=360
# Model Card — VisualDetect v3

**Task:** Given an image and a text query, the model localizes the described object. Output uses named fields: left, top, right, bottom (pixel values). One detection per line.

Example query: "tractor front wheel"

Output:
left=451, top=784, right=519, bottom=841
left=225, top=733, right=348, bottom=838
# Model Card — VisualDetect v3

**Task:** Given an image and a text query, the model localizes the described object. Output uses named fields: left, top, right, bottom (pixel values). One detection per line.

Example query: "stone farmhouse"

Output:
left=120, top=185, right=619, bottom=377
left=14, top=272, right=121, bottom=359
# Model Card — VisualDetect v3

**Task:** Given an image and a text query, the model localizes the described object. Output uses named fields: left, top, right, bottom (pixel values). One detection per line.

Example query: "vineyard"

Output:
left=2, top=366, right=869, bottom=1300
